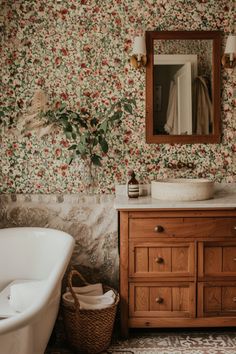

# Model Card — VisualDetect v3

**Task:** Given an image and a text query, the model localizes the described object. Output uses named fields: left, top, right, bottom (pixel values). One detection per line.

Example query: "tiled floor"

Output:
left=46, top=328, right=236, bottom=354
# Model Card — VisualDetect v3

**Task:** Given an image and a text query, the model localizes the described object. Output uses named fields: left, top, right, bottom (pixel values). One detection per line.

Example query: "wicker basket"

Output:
left=62, top=269, right=119, bottom=354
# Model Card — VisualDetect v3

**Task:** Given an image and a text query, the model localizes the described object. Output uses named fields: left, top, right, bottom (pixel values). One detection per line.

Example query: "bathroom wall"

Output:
left=0, top=0, right=235, bottom=195
left=0, top=0, right=235, bottom=289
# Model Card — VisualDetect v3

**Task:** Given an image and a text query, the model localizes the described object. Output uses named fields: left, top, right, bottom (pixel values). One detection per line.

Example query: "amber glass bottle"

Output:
left=127, top=171, right=139, bottom=198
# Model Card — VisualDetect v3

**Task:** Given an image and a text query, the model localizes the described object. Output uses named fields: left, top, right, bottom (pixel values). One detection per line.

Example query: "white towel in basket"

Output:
left=62, top=289, right=116, bottom=310
left=66, top=283, right=103, bottom=296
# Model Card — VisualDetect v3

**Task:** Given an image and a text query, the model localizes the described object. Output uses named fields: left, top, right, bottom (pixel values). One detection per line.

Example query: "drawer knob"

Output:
left=233, top=297, right=236, bottom=302
left=233, top=258, right=236, bottom=261
left=155, top=256, right=164, bottom=264
left=155, top=297, right=163, bottom=304
left=234, top=226, right=236, bottom=230
left=154, top=225, right=164, bottom=233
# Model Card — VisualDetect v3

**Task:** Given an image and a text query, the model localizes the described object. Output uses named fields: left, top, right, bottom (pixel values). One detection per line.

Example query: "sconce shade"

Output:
left=222, top=34, right=236, bottom=69
left=132, top=36, right=146, bottom=55
left=225, top=34, right=236, bottom=54
left=130, top=35, right=147, bottom=69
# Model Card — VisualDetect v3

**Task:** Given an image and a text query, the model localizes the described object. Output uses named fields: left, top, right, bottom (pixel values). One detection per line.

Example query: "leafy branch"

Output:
left=43, top=98, right=136, bottom=167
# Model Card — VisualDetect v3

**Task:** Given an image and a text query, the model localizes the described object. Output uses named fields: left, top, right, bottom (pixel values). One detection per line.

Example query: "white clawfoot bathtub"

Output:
left=0, top=227, right=75, bottom=354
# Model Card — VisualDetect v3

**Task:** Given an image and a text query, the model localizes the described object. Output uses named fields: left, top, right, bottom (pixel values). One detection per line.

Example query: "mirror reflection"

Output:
left=153, top=39, right=213, bottom=136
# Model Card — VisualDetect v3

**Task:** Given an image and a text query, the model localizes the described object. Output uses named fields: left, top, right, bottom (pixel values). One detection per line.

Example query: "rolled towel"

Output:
left=62, top=289, right=116, bottom=310
left=66, top=283, right=103, bottom=296
left=9, top=280, right=46, bottom=313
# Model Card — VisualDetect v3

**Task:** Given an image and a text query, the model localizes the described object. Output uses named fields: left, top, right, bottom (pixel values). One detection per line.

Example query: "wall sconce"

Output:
left=130, top=36, right=147, bottom=69
left=222, top=34, right=236, bottom=69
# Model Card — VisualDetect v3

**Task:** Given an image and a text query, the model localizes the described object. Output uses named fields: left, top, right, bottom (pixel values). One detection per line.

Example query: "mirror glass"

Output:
left=146, top=31, right=221, bottom=144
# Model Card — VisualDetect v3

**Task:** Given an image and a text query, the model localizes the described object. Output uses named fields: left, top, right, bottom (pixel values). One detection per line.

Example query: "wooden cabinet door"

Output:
left=198, top=282, right=236, bottom=317
left=129, top=282, right=195, bottom=318
left=198, top=242, right=236, bottom=278
left=129, top=241, right=195, bottom=278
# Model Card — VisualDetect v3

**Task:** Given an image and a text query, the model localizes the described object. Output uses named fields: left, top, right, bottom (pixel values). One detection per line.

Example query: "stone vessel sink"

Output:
left=151, top=178, right=214, bottom=201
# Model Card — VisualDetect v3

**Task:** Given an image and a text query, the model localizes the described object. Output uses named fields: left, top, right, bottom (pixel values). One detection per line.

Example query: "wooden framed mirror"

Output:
left=146, top=31, right=221, bottom=144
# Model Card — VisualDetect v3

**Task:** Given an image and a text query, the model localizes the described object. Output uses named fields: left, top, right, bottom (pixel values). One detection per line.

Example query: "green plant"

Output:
left=43, top=98, right=136, bottom=167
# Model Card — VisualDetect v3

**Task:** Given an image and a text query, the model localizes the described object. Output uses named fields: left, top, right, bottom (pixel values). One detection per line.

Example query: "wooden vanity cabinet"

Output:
left=119, top=209, right=236, bottom=337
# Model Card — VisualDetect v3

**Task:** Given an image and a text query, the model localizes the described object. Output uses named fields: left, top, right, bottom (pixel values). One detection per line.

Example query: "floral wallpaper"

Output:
left=0, top=0, right=235, bottom=194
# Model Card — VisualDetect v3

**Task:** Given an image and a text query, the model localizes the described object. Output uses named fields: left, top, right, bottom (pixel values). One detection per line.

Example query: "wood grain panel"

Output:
left=129, top=218, right=183, bottom=238
left=199, top=242, right=236, bottom=278
left=129, top=217, right=236, bottom=239
left=223, top=247, right=236, bottom=272
left=198, top=282, right=236, bottom=317
left=135, top=286, right=149, bottom=312
left=204, top=247, right=222, bottom=274
left=119, top=211, right=129, bottom=337
left=222, top=287, right=236, bottom=312
left=204, top=286, right=221, bottom=312
left=172, top=287, right=189, bottom=312
left=135, top=247, right=148, bottom=273
left=129, top=316, right=236, bottom=328
left=128, top=211, right=236, bottom=218
left=172, top=247, right=189, bottom=272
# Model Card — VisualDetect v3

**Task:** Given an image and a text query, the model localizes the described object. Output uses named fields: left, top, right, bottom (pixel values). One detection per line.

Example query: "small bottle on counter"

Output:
left=127, top=170, right=139, bottom=198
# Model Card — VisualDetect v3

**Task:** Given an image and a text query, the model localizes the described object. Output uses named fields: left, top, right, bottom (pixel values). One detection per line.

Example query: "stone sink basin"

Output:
left=151, top=178, right=214, bottom=201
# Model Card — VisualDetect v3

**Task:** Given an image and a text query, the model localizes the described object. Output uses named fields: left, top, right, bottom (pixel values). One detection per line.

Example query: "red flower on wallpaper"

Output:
left=55, top=148, right=62, bottom=158
left=60, top=9, right=68, bottom=15
left=55, top=57, right=61, bottom=66
left=61, top=48, right=68, bottom=56
left=60, top=93, right=69, bottom=100
left=60, top=140, right=69, bottom=148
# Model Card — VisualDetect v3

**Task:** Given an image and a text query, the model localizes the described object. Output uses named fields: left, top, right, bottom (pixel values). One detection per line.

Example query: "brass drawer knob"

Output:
left=154, top=225, right=164, bottom=233
left=155, top=297, right=163, bottom=304
left=155, top=256, right=164, bottom=264
left=233, top=297, right=236, bottom=302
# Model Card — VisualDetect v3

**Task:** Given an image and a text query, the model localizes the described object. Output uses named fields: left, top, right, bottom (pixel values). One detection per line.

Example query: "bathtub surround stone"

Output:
left=0, top=194, right=119, bottom=288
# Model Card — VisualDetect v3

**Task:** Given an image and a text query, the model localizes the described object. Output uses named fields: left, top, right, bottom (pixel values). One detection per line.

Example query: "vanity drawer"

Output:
left=198, top=282, right=236, bottom=317
left=129, top=217, right=236, bottom=239
left=129, top=282, right=195, bottom=318
left=198, top=241, right=236, bottom=278
left=129, top=241, right=195, bottom=278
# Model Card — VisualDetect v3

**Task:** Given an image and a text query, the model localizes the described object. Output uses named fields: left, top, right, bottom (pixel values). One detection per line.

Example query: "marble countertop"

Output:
left=114, top=183, right=236, bottom=210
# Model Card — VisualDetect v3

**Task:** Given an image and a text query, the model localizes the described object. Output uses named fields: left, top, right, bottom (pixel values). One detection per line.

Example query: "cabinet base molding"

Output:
left=129, top=317, right=236, bottom=328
